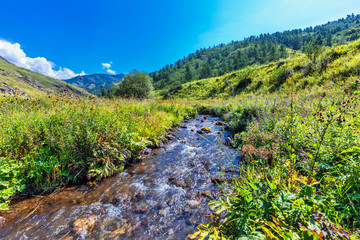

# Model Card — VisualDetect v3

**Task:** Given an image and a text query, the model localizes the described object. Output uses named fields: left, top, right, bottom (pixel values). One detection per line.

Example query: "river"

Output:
left=0, top=115, right=242, bottom=240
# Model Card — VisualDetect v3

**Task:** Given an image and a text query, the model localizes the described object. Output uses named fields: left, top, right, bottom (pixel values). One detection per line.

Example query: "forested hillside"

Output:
left=157, top=39, right=360, bottom=99
left=151, top=14, right=360, bottom=90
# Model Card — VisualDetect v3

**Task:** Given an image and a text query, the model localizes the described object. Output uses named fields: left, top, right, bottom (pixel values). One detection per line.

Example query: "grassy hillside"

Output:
left=159, top=39, right=360, bottom=100
left=0, top=57, right=90, bottom=97
left=151, top=14, right=360, bottom=91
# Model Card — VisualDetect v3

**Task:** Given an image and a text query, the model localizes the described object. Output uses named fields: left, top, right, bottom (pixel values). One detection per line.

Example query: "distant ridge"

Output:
left=65, top=73, right=125, bottom=95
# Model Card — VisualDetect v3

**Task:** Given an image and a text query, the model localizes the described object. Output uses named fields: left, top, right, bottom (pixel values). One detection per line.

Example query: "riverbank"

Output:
left=0, top=115, right=240, bottom=239
left=0, top=96, right=196, bottom=210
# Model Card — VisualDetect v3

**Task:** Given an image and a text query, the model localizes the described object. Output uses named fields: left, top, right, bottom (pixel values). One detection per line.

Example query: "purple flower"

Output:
left=349, top=201, right=354, bottom=205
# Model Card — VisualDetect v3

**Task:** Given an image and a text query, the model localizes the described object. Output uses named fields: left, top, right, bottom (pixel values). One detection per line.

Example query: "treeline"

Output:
left=150, top=13, right=360, bottom=90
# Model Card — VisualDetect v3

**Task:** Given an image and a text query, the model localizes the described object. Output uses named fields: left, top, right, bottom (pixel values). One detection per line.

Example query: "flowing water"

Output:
left=0, top=116, right=242, bottom=240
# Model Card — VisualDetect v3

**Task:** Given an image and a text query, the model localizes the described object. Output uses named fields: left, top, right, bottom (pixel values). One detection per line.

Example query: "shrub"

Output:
left=115, top=70, right=153, bottom=99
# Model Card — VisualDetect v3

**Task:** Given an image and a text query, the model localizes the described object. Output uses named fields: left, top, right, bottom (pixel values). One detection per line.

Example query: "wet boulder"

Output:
left=109, top=226, right=126, bottom=238
left=142, top=148, right=152, bottom=155
left=73, top=215, right=98, bottom=236
left=0, top=216, right=5, bottom=228
left=189, top=200, right=200, bottom=208
left=225, top=137, right=233, bottom=146
left=134, top=205, right=148, bottom=214
left=197, top=127, right=211, bottom=134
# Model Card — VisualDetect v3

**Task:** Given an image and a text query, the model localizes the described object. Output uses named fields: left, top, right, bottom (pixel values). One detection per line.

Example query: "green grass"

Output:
left=0, top=96, right=196, bottom=209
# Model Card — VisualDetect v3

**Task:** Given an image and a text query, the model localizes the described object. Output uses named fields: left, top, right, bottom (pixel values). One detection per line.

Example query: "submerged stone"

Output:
left=73, top=215, right=98, bottom=236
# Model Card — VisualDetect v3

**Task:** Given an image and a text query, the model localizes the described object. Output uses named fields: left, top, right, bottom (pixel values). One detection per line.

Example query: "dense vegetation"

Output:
left=104, top=70, right=154, bottom=99
left=184, top=40, right=360, bottom=239
left=158, top=39, right=360, bottom=100
left=0, top=96, right=195, bottom=210
left=190, top=88, right=360, bottom=239
left=150, top=14, right=360, bottom=92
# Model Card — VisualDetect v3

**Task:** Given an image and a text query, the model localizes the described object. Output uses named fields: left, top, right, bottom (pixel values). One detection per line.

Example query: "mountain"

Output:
left=0, top=56, right=90, bottom=97
left=65, top=73, right=125, bottom=95
left=151, top=14, right=360, bottom=91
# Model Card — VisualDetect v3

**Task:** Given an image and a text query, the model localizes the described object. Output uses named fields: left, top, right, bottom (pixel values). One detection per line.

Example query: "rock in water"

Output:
left=0, top=217, right=5, bottom=228
left=73, top=215, right=98, bottom=236
left=225, top=137, right=233, bottom=146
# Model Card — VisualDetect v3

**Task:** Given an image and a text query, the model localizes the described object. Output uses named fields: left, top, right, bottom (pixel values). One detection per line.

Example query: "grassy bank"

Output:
left=190, top=87, right=360, bottom=239
left=0, top=96, right=196, bottom=209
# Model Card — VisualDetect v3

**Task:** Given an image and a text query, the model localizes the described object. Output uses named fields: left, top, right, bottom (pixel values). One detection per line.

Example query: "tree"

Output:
left=185, top=65, right=193, bottom=81
left=115, top=70, right=153, bottom=99
left=200, top=64, right=211, bottom=79
left=305, top=41, right=324, bottom=63
left=100, top=87, right=107, bottom=97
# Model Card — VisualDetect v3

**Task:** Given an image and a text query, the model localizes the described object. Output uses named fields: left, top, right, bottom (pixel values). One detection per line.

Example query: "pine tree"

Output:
left=185, top=65, right=193, bottom=81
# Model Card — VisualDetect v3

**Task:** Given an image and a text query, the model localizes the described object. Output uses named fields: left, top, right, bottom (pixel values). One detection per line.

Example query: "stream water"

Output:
left=0, top=116, right=242, bottom=240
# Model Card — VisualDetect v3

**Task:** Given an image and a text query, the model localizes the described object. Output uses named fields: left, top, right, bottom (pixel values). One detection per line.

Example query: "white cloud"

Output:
left=106, top=69, right=116, bottom=75
left=0, top=39, right=85, bottom=80
left=101, top=62, right=111, bottom=69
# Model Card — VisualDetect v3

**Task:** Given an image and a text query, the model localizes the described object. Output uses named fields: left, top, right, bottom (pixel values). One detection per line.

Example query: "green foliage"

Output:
left=191, top=87, right=360, bottom=238
left=155, top=39, right=360, bottom=100
left=0, top=158, right=25, bottom=210
left=269, top=67, right=293, bottom=91
left=0, top=96, right=196, bottom=209
left=114, top=70, right=154, bottom=99
left=305, top=40, right=324, bottom=63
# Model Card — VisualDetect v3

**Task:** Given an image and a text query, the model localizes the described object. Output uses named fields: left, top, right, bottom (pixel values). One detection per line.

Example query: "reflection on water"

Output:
left=0, top=116, right=241, bottom=240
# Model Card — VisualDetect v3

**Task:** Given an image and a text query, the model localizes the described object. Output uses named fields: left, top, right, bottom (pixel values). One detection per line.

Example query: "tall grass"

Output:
left=0, top=96, right=196, bottom=209
left=190, top=86, right=360, bottom=239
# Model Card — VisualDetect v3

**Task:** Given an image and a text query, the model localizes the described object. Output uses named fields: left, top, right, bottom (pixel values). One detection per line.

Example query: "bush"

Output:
left=269, top=67, right=293, bottom=91
left=115, top=70, right=153, bottom=99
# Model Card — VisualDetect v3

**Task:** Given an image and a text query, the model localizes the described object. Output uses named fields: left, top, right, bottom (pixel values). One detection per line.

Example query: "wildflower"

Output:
left=191, top=129, right=194, bottom=132
left=201, top=120, right=204, bottom=122
left=349, top=201, right=354, bottom=205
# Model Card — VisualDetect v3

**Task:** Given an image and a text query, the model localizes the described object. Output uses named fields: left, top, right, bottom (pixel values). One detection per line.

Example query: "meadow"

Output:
left=0, top=96, right=196, bottom=210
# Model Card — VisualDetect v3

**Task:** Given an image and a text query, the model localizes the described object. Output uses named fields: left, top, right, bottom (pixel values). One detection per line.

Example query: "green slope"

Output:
left=158, top=39, right=360, bottom=99
left=151, top=14, right=360, bottom=91
left=0, top=57, right=91, bottom=97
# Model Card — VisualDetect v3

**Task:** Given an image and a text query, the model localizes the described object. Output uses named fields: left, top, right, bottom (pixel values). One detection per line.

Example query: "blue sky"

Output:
left=0, top=0, right=359, bottom=79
